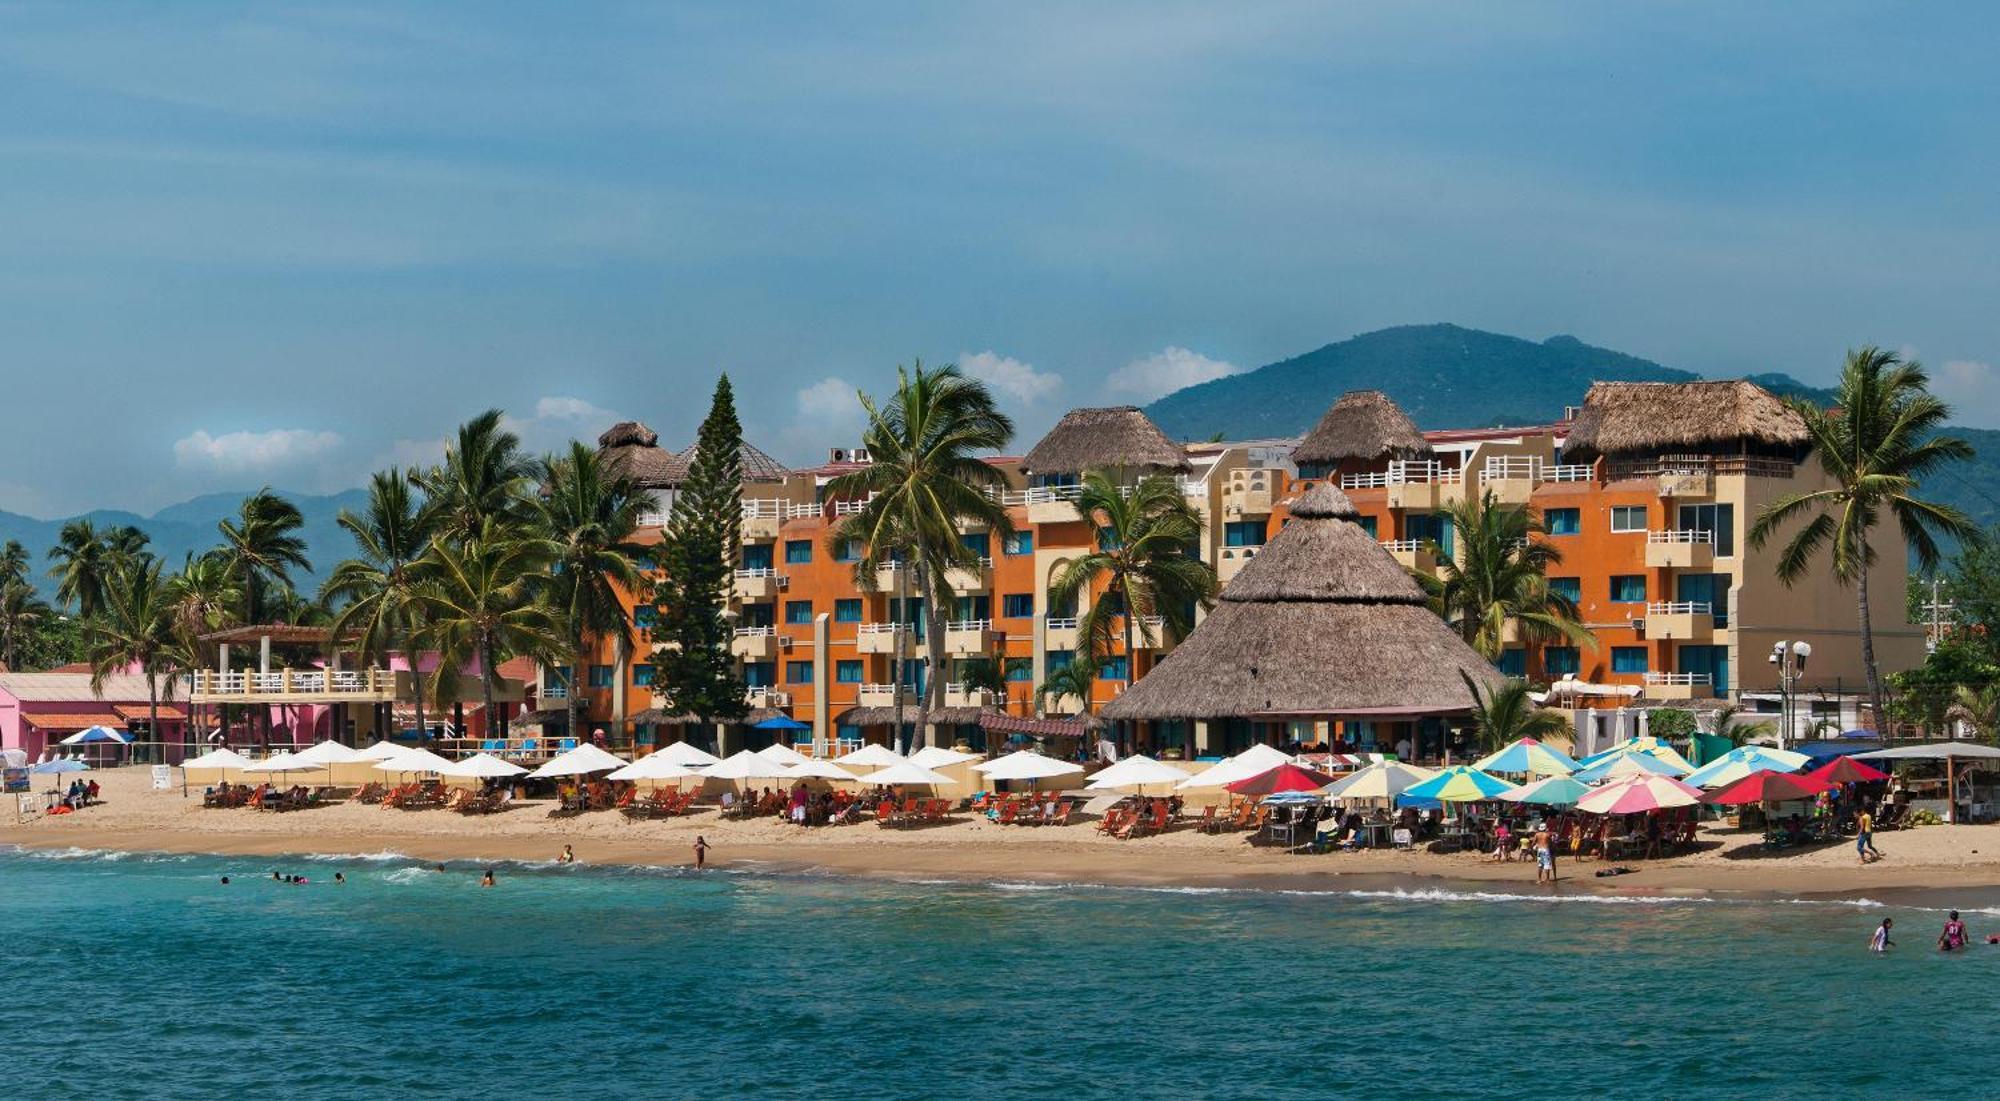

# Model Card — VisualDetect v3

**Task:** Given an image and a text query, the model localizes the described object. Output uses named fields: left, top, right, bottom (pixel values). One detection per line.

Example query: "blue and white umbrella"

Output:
left=59, top=726, right=130, bottom=746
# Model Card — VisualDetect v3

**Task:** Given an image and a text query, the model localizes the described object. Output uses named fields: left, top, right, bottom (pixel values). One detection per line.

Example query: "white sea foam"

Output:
left=382, top=866, right=435, bottom=885
left=300, top=850, right=411, bottom=863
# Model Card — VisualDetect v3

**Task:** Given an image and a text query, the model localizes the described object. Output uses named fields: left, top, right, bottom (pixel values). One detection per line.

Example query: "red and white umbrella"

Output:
left=1575, top=773, right=1701, bottom=815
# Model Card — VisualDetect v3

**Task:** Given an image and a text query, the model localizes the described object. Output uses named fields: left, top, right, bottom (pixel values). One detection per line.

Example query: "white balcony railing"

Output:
left=1545, top=463, right=1593, bottom=482
left=1482, top=456, right=1541, bottom=481
left=741, top=499, right=784, bottom=520
left=782, top=502, right=821, bottom=520
left=638, top=511, right=671, bottom=528
left=1339, top=460, right=1464, bottom=490
left=946, top=619, right=992, bottom=633
left=1647, top=529, right=1716, bottom=545
left=733, top=625, right=777, bottom=638
left=192, top=668, right=394, bottom=697
left=1044, top=617, right=1079, bottom=631
left=1645, top=602, right=1713, bottom=616
left=1381, top=539, right=1427, bottom=553
left=734, top=567, right=779, bottom=579
left=1643, top=671, right=1713, bottom=686
left=857, top=622, right=900, bottom=636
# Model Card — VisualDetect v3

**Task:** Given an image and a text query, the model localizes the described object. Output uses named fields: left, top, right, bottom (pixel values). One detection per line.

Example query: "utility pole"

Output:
left=1922, top=575, right=1957, bottom=653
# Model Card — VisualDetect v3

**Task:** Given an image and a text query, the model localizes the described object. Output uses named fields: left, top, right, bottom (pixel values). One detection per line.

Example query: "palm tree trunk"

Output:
left=1121, top=586, right=1136, bottom=757
left=891, top=563, right=908, bottom=753
left=570, top=637, right=589, bottom=744
left=148, top=676, right=159, bottom=766
left=407, top=631, right=428, bottom=744
left=481, top=632, right=498, bottom=745
left=1857, top=565, right=1885, bottom=733
left=916, top=562, right=941, bottom=749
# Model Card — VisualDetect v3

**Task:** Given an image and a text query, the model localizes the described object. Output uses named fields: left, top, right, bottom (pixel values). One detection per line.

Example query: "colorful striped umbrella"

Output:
left=1472, top=737, right=1580, bottom=778
left=1684, top=746, right=1806, bottom=789
left=1574, top=773, right=1701, bottom=815
left=1702, top=771, right=1831, bottom=806
left=1572, top=751, right=1684, bottom=784
left=1578, top=736, right=1696, bottom=773
left=1497, top=774, right=1593, bottom=807
left=1226, top=762, right=1337, bottom=796
left=1401, top=765, right=1517, bottom=803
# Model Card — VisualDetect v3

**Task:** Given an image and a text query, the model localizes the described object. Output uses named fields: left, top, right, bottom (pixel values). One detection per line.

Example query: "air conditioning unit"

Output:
left=780, top=636, right=795, bottom=650
left=777, top=576, right=791, bottom=589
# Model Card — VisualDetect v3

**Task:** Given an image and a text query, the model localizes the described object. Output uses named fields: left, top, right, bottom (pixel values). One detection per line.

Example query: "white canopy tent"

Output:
left=756, top=743, right=812, bottom=768
left=972, top=750, right=1083, bottom=783
left=1175, top=744, right=1294, bottom=791
left=700, top=749, right=797, bottom=782
left=606, top=755, right=706, bottom=783
left=244, top=752, right=319, bottom=776
left=375, top=747, right=459, bottom=775
left=784, top=759, right=860, bottom=782
left=650, top=741, right=722, bottom=767
left=908, top=746, right=981, bottom=769
left=355, top=740, right=410, bottom=761
left=180, top=748, right=254, bottom=771
left=836, top=744, right=905, bottom=769
left=291, top=740, right=371, bottom=766
left=529, top=743, right=630, bottom=779
left=856, top=760, right=959, bottom=787
left=1084, top=755, right=1191, bottom=792
left=439, top=752, right=529, bottom=779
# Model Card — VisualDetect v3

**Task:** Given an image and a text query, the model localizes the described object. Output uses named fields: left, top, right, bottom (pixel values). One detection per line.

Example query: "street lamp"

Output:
left=1768, top=640, right=1812, bottom=750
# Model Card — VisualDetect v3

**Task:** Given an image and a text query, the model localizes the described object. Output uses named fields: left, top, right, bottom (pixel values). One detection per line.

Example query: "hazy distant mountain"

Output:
left=1146, top=323, right=1839, bottom=439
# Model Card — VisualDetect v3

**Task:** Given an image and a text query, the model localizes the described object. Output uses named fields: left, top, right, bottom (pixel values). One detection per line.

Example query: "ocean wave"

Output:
left=299, top=850, right=412, bottom=863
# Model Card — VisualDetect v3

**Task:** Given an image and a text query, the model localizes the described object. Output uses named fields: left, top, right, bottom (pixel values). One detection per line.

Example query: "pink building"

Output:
left=0, top=670, right=190, bottom=763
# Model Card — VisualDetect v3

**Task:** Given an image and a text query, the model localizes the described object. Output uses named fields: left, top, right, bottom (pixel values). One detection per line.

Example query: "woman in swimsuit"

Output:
left=1939, top=911, right=1968, bottom=952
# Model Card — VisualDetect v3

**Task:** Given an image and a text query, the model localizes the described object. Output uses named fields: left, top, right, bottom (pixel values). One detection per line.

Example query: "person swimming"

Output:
left=480, top=869, right=495, bottom=888
left=1939, top=911, right=1969, bottom=952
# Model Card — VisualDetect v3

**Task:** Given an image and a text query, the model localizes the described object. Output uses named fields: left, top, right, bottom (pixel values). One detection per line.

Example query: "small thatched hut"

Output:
left=1561, top=380, right=1811, bottom=465
left=596, top=422, right=688, bottom=489
left=1104, top=483, right=1502, bottom=730
left=1291, top=390, right=1432, bottom=476
left=1021, top=406, right=1190, bottom=479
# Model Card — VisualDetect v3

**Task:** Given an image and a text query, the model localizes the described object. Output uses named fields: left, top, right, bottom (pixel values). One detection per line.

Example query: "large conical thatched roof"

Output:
left=1021, top=406, right=1190, bottom=476
left=677, top=440, right=792, bottom=484
left=596, top=421, right=689, bottom=489
left=1291, top=390, right=1432, bottom=468
left=1562, top=380, right=1810, bottom=463
left=1103, top=481, right=1502, bottom=721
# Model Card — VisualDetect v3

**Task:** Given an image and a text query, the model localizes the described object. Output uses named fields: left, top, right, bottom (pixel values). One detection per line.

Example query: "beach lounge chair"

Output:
left=1391, top=828, right=1415, bottom=850
left=875, top=800, right=897, bottom=827
left=1196, top=805, right=1220, bottom=834
left=996, top=802, right=1019, bottom=826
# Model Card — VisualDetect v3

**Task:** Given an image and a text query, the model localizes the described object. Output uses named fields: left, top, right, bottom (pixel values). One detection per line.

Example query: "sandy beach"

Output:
left=12, top=767, right=2000, bottom=901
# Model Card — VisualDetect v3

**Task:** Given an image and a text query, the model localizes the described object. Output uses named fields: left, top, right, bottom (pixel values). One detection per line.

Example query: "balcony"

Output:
left=1645, top=529, right=1715, bottom=569
left=733, top=567, right=783, bottom=600
left=1657, top=465, right=1714, bottom=498
left=190, top=668, right=398, bottom=704
left=1479, top=456, right=1541, bottom=505
left=874, top=562, right=908, bottom=593
left=944, top=683, right=995, bottom=708
left=1643, top=601, right=1715, bottom=641
left=1222, top=468, right=1275, bottom=516
left=1340, top=460, right=1463, bottom=510
left=1043, top=616, right=1081, bottom=651
left=745, top=686, right=791, bottom=709
left=1642, top=671, right=1714, bottom=701
left=1380, top=538, right=1436, bottom=571
left=1024, top=484, right=1083, bottom=524
left=944, top=619, right=999, bottom=656
left=731, top=625, right=779, bottom=660
left=1217, top=544, right=1262, bottom=584
left=857, top=682, right=898, bottom=707
left=855, top=622, right=902, bottom=655
left=944, top=558, right=993, bottom=593
left=740, top=499, right=784, bottom=541
left=1130, top=615, right=1168, bottom=650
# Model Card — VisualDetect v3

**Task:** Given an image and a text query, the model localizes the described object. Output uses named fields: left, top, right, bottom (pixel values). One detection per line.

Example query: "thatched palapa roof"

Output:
left=1291, top=390, right=1432, bottom=468
left=1561, top=380, right=1811, bottom=463
left=1021, top=407, right=1190, bottom=477
left=1103, top=483, right=1503, bottom=722
left=597, top=422, right=690, bottom=488
left=678, top=440, right=792, bottom=484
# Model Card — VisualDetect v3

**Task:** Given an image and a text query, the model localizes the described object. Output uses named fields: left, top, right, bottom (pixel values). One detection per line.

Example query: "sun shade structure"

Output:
left=1682, top=746, right=1806, bottom=789
left=1321, top=760, right=1437, bottom=802
left=1291, top=390, right=1433, bottom=470
left=755, top=743, right=812, bottom=767
left=753, top=715, right=811, bottom=731
left=1577, top=736, right=1696, bottom=773
left=1497, top=775, right=1593, bottom=807
left=1225, top=762, right=1337, bottom=796
left=1400, top=765, right=1517, bottom=803
left=596, top=421, right=689, bottom=488
left=605, top=755, right=704, bottom=783
left=1559, top=380, right=1813, bottom=465
left=973, top=750, right=1084, bottom=782
left=649, top=741, right=722, bottom=767
left=376, top=747, right=458, bottom=774
left=1807, top=757, right=1890, bottom=785
left=246, top=752, right=320, bottom=774
left=855, top=760, right=959, bottom=787
left=1703, top=771, right=1831, bottom=806
left=1574, top=774, right=1701, bottom=815
left=700, top=749, right=797, bottom=781
left=31, top=758, right=89, bottom=775
left=1020, top=406, right=1191, bottom=477
left=1104, top=483, right=1504, bottom=722
left=442, top=752, right=530, bottom=779
left=1572, top=752, right=1685, bottom=784
left=836, top=744, right=905, bottom=769
left=180, top=748, right=254, bottom=771
left=908, top=746, right=982, bottom=769
left=1175, top=744, right=1294, bottom=790
left=783, top=759, right=860, bottom=781
left=59, top=726, right=130, bottom=745
left=290, top=740, right=370, bottom=766
left=529, top=743, right=629, bottom=779
left=1854, top=742, right=2000, bottom=762
left=355, top=740, right=410, bottom=761
left=1086, top=755, right=1192, bottom=790
left=1472, top=737, right=1580, bottom=778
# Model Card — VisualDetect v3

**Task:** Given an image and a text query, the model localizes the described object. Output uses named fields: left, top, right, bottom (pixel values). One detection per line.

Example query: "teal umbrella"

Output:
left=1572, top=752, right=1681, bottom=784
left=1402, top=765, right=1517, bottom=803
left=1497, top=774, right=1592, bottom=806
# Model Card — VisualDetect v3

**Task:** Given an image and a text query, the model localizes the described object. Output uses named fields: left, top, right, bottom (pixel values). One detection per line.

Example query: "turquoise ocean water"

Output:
left=6, top=846, right=1996, bottom=1100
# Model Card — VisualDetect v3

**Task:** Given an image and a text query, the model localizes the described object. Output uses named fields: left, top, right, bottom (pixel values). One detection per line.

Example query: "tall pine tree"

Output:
left=652, top=376, right=748, bottom=724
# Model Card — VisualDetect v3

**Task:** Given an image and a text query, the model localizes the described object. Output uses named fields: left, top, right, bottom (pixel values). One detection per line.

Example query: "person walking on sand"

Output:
left=1870, top=917, right=1896, bottom=952
left=1856, top=808, right=1881, bottom=864
left=693, top=835, right=709, bottom=871
left=1532, top=822, right=1554, bottom=884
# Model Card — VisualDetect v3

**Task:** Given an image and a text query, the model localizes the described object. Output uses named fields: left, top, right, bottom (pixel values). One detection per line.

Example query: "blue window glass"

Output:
left=1495, top=649, right=1526, bottom=677
left=741, top=544, right=773, bottom=571
left=1224, top=520, right=1267, bottom=547
left=1679, top=644, right=1729, bottom=691
left=632, top=664, right=655, bottom=686
left=836, top=660, right=863, bottom=684
left=633, top=605, right=657, bottom=629
left=785, top=600, right=813, bottom=625
left=833, top=538, right=862, bottom=562
left=954, top=595, right=991, bottom=621
left=834, top=598, right=863, bottom=623
left=744, top=662, right=774, bottom=688
left=588, top=665, right=614, bottom=688
left=1101, top=655, right=1129, bottom=680
left=740, top=603, right=774, bottom=628
left=1543, top=647, right=1579, bottom=677
left=959, top=532, right=990, bottom=558
left=1355, top=514, right=1378, bottom=538
left=786, top=661, right=813, bottom=684
left=1005, top=657, right=1033, bottom=682
left=1609, top=575, right=1646, bottom=603
left=836, top=723, right=861, bottom=741
left=1548, top=576, right=1581, bottom=603
left=1001, top=593, right=1034, bottom=619
left=1544, top=508, right=1581, bottom=535
left=1003, top=531, right=1033, bottom=556
left=1046, top=649, right=1075, bottom=671
left=1677, top=574, right=1729, bottom=628
left=1406, top=513, right=1455, bottom=557
left=1610, top=647, right=1649, bottom=674
left=784, top=539, right=813, bottom=565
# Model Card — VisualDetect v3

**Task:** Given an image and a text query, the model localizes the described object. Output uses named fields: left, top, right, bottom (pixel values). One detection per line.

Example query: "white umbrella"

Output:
left=180, top=748, right=254, bottom=771
left=651, top=740, right=721, bottom=767
left=856, top=760, right=959, bottom=787
left=972, top=750, right=1082, bottom=782
left=909, top=746, right=981, bottom=769
left=1085, top=754, right=1192, bottom=791
left=245, top=752, right=318, bottom=775
left=1175, top=744, right=1294, bottom=790
left=355, top=740, right=409, bottom=761
left=756, top=742, right=812, bottom=767
left=606, top=755, right=706, bottom=783
left=784, top=759, right=859, bottom=781
left=530, top=743, right=630, bottom=779
left=291, top=740, right=370, bottom=766
left=837, top=744, right=905, bottom=768
left=699, top=749, right=797, bottom=782
left=1322, top=761, right=1438, bottom=802
left=374, top=747, right=457, bottom=774
left=439, top=752, right=529, bottom=779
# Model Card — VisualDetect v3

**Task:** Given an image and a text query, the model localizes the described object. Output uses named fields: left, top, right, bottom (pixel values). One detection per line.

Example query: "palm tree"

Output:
left=47, top=520, right=115, bottom=619
left=1750, top=347, right=1979, bottom=729
left=1458, top=671, right=1569, bottom=752
left=827, top=361, right=1014, bottom=749
left=0, top=575, right=52, bottom=671
left=418, top=409, right=534, bottom=541
left=1948, top=684, right=2000, bottom=743
left=954, top=656, right=1009, bottom=705
left=163, top=553, right=241, bottom=661
left=88, top=557, right=179, bottom=761
left=408, top=520, right=565, bottom=739
left=535, top=441, right=656, bottom=742
left=1047, top=470, right=1217, bottom=685
left=218, top=489, right=312, bottom=623
left=1417, top=490, right=1593, bottom=661
left=324, top=469, right=438, bottom=741
left=1705, top=704, right=1777, bottom=747
left=1037, top=658, right=1098, bottom=717
left=0, top=540, right=29, bottom=588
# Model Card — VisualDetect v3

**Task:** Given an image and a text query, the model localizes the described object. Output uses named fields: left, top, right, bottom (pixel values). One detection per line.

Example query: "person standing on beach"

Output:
left=1870, top=917, right=1896, bottom=952
left=693, top=835, right=709, bottom=870
left=1532, top=823, right=1553, bottom=884
left=1856, top=808, right=1881, bottom=864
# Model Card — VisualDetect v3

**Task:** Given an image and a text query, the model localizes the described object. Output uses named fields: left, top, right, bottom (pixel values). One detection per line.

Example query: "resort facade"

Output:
left=561, top=381, right=1924, bottom=756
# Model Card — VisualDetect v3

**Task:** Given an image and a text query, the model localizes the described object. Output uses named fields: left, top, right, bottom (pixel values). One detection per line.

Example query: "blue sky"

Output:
left=3, top=2, right=1997, bottom=516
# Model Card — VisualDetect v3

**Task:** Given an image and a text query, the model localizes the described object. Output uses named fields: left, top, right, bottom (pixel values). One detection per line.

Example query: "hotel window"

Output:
left=836, top=660, right=863, bottom=684
left=833, top=537, right=862, bottom=563
left=785, top=599, right=813, bottom=625
left=1610, top=647, right=1649, bottom=674
left=1406, top=513, right=1455, bottom=558
left=1046, top=649, right=1075, bottom=671
left=786, top=660, right=814, bottom=684
left=1003, top=531, right=1033, bottom=556
left=784, top=539, right=813, bottom=565
left=960, top=532, right=990, bottom=559
left=1679, top=644, right=1729, bottom=692
left=633, top=605, right=657, bottom=629
left=1609, top=505, right=1647, bottom=533
left=1548, top=576, right=1581, bottom=604
left=1495, top=649, right=1526, bottom=677
left=1544, top=647, right=1580, bottom=677
left=954, top=595, right=990, bottom=621
left=1609, top=575, right=1646, bottom=603
left=1224, top=520, right=1267, bottom=547
left=588, top=665, right=614, bottom=689
left=1676, top=573, right=1729, bottom=627
left=1677, top=503, right=1736, bottom=556
left=632, top=664, right=655, bottom=687
left=1544, top=508, right=1581, bottom=536
left=1101, top=655, right=1130, bottom=681
left=1005, top=657, right=1034, bottom=682
left=1001, top=593, right=1034, bottom=619
left=744, top=662, right=774, bottom=687
left=834, top=598, right=863, bottom=623
left=1355, top=515, right=1378, bottom=538
left=741, top=603, right=774, bottom=628
left=741, top=544, right=774, bottom=571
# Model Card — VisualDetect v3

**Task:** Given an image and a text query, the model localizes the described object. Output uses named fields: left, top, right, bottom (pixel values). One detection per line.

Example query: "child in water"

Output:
left=1870, top=918, right=1895, bottom=953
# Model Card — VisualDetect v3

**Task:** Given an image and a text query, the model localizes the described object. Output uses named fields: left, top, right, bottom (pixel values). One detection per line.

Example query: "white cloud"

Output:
left=498, top=395, right=624, bottom=454
left=531, top=395, right=616, bottom=422
left=775, top=377, right=871, bottom=462
left=1103, top=346, right=1243, bottom=403
left=959, top=350, right=1062, bottom=405
left=1938, top=360, right=2000, bottom=427
left=172, top=427, right=344, bottom=471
